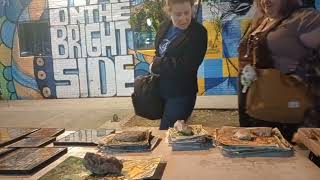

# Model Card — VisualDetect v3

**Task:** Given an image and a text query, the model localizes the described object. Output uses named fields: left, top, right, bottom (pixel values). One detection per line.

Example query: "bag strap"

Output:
left=250, top=14, right=292, bottom=66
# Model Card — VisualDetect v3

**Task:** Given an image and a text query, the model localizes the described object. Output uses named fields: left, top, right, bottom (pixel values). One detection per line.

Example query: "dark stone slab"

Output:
left=54, top=129, right=115, bottom=146
left=27, top=128, right=65, bottom=138
left=0, top=148, right=16, bottom=157
left=7, top=137, right=56, bottom=148
left=0, top=128, right=39, bottom=147
left=83, top=152, right=123, bottom=175
left=0, top=147, right=67, bottom=174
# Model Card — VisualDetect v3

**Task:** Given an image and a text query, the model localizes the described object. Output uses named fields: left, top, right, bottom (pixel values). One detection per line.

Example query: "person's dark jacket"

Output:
left=151, top=18, right=208, bottom=98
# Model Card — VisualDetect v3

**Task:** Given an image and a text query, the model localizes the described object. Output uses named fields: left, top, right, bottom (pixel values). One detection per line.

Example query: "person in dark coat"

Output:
left=150, top=0, right=208, bottom=130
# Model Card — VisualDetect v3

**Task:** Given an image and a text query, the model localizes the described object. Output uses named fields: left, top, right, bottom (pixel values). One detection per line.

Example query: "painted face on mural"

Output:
left=169, top=2, right=193, bottom=30
left=260, top=0, right=283, bottom=18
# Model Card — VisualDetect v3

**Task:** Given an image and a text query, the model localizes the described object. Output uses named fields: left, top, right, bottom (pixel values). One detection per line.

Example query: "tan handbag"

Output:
left=246, top=69, right=314, bottom=124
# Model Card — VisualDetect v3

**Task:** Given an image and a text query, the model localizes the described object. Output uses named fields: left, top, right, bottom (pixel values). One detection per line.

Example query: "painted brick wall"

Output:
left=0, top=0, right=319, bottom=99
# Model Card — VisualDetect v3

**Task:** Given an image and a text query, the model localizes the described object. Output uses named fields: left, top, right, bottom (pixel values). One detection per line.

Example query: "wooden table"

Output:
left=296, top=128, right=320, bottom=156
left=0, top=129, right=320, bottom=180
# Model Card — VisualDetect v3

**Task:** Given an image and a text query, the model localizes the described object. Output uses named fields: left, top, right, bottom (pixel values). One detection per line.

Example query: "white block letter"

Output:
left=115, top=55, right=134, bottom=96
left=86, top=23, right=101, bottom=57
left=51, top=26, right=69, bottom=59
left=87, top=57, right=116, bottom=97
left=54, top=59, right=80, bottom=98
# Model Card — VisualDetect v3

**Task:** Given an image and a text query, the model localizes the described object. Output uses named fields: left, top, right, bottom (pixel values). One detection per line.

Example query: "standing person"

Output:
left=238, top=0, right=320, bottom=141
left=150, top=0, right=208, bottom=130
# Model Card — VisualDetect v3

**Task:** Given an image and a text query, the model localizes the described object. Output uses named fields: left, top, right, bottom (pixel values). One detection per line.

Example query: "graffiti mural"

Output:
left=48, top=0, right=134, bottom=98
left=197, top=0, right=254, bottom=95
left=0, top=0, right=319, bottom=100
left=0, top=0, right=135, bottom=99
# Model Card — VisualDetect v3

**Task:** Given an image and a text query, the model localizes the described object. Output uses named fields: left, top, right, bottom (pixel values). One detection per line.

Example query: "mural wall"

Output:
left=0, top=0, right=319, bottom=100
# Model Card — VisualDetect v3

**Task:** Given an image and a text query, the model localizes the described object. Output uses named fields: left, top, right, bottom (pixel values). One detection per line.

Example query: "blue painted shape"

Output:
left=135, top=62, right=150, bottom=72
left=205, top=77, right=238, bottom=95
left=99, top=60, right=107, bottom=94
left=12, top=62, right=39, bottom=90
left=1, top=20, right=15, bottom=48
left=0, top=3, right=4, bottom=16
left=197, top=61, right=205, bottom=78
left=316, top=0, right=320, bottom=10
left=0, top=17, right=6, bottom=44
left=40, top=9, right=49, bottom=20
left=68, top=0, right=74, bottom=6
left=3, top=66, right=12, bottom=80
left=33, top=56, right=57, bottom=98
left=136, top=52, right=146, bottom=62
left=204, top=77, right=225, bottom=89
left=5, top=0, right=23, bottom=22
left=10, top=93, right=17, bottom=100
left=63, top=69, right=78, bottom=74
left=126, top=30, right=134, bottom=49
left=203, top=59, right=223, bottom=78
left=20, top=0, right=33, bottom=7
left=134, top=69, right=149, bottom=78
left=7, top=80, right=15, bottom=93
left=19, top=8, right=30, bottom=22
left=222, top=19, right=241, bottom=58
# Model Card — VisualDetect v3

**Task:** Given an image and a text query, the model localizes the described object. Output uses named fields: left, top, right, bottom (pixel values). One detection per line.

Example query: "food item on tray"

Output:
left=113, top=131, right=146, bottom=142
left=233, top=129, right=255, bottom=141
left=83, top=152, right=123, bottom=175
left=251, top=127, right=272, bottom=137
left=232, top=127, right=273, bottom=141
left=174, top=120, right=194, bottom=136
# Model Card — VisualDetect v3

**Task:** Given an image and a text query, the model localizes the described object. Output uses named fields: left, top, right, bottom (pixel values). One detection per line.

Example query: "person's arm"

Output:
left=299, top=27, right=320, bottom=50
left=151, top=26, right=207, bottom=78
left=297, top=9, right=320, bottom=51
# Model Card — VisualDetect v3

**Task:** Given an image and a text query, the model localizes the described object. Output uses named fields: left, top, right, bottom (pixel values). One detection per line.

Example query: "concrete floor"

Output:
left=0, top=96, right=237, bottom=130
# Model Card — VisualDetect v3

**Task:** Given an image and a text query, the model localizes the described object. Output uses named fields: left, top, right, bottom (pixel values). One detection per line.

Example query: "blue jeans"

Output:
left=159, top=95, right=197, bottom=130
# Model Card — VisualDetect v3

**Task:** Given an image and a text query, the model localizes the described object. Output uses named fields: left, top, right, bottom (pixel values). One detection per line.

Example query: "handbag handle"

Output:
left=250, top=14, right=292, bottom=67
left=280, top=73, right=303, bottom=87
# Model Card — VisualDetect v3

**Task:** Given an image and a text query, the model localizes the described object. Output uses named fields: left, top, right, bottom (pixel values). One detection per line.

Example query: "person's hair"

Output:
left=255, top=0, right=302, bottom=17
left=164, top=0, right=195, bottom=13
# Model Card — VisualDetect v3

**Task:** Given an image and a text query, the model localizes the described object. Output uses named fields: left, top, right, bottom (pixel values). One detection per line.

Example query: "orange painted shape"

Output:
left=203, top=21, right=223, bottom=59
left=14, top=79, right=43, bottom=99
left=137, top=49, right=156, bottom=64
left=29, top=0, right=46, bottom=21
left=137, top=49, right=156, bottom=57
left=197, top=77, right=205, bottom=96
left=240, top=19, right=252, bottom=37
left=222, top=58, right=239, bottom=77
left=0, top=43, right=12, bottom=66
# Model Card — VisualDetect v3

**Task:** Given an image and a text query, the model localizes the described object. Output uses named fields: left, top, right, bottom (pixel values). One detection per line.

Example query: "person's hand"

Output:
left=300, top=27, right=320, bottom=49
left=149, top=57, right=162, bottom=76
left=288, top=74, right=303, bottom=83
left=149, top=62, right=160, bottom=76
left=149, top=62, right=154, bottom=73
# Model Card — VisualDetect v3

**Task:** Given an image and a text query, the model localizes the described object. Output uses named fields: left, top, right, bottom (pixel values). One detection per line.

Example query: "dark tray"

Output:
left=27, top=128, right=65, bottom=138
left=54, top=129, right=115, bottom=146
left=7, top=137, right=56, bottom=148
left=0, top=147, right=67, bottom=174
left=0, top=128, right=39, bottom=147
left=0, top=148, right=16, bottom=157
